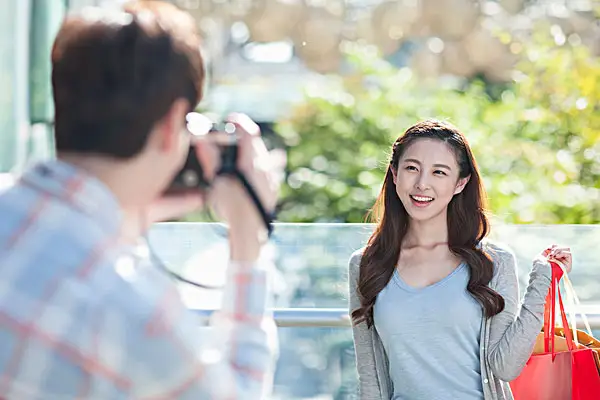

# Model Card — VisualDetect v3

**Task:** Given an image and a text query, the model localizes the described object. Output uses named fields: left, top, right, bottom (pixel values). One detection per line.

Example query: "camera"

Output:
left=165, top=116, right=238, bottom=195
left=164, top=113, right=275, bottom=235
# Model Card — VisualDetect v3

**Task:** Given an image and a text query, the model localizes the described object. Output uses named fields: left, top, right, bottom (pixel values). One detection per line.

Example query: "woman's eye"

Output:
left=405, top=166, right=418, bottom=171
left=434, top=170, right=447, bottom=176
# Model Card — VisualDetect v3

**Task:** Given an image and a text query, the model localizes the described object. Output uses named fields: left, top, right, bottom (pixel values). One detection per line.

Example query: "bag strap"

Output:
left=551, top=259, right=593, bottom=347
left=544, top=290, right=551, bottom=354
left=560, top=264, right=594, bottom=337
left=543, top=267, right=557, bottom=355
left=557, top=281, right=574, bottom=349
left=544, top=261, right=575, bottom=358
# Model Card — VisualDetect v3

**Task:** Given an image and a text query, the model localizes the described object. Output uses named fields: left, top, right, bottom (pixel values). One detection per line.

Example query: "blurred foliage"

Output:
left=275, top=26, right=600, bottom=224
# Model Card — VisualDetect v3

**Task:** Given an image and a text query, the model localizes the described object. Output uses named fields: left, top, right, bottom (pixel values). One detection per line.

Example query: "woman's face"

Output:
left=393, top=139, right=470, bottom=222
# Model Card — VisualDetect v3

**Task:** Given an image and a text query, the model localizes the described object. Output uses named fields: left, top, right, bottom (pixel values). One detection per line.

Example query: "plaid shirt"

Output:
left=0, top=160, right=278, bottom=399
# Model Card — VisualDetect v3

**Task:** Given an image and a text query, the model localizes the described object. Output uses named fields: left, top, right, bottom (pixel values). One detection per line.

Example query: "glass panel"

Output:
left=149, top=223, right=600, bottom=398
left=148, top=223, right=600, bottom=307
left=149, top=223, right=600, bottom=397
left=272, top=327, right=356, bottom=400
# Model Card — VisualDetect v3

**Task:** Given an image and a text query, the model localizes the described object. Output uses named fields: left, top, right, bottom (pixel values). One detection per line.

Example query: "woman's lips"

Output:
left=410, top=194, right=434, bottom=207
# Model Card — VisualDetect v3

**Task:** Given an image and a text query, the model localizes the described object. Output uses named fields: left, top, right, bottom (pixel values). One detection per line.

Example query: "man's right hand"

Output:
left=195, top=113, right=284, bottom=262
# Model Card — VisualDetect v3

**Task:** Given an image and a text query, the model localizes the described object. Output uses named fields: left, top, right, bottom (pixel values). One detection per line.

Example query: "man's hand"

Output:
left=200, top=113, right=283, bottom=262
left=120, top=112, right=283, bottom=260
left=121, top=193, right=204, bottom=243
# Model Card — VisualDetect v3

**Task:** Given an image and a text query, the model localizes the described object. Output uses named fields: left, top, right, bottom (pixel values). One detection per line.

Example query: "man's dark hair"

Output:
left=51, top=1, right=204, bottom=158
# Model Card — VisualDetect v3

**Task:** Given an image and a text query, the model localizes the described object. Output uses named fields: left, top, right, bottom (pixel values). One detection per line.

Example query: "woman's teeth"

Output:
left=411, top=195, right=433, bottom=202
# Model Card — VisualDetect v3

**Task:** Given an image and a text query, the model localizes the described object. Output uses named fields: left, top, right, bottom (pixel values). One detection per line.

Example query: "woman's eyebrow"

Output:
left=402, top=158, right=452, bottom=170
left=403, top=158, right=421, bottom=164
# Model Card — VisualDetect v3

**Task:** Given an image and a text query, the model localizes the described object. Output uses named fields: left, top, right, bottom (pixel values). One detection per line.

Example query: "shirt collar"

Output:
left=19, top=159, right=122, bottom=234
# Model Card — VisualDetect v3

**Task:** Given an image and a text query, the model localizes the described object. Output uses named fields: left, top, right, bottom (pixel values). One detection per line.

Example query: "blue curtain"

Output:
left=0, top=0, right=31, bottom=172
left=0, top=0, right=66, bottom=172
left=28, top=0, right=67, bottom=163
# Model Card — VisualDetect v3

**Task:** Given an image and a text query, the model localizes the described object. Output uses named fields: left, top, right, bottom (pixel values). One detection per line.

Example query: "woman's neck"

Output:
left=403, top=213, right=448, bottom=248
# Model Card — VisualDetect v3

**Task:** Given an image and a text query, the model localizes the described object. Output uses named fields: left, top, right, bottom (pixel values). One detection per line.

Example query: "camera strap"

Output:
left=231, top=170, right=274, bottom=237
left=214, top=138, right=275, bottom=237
left=149, top=168, right=275, bottom=291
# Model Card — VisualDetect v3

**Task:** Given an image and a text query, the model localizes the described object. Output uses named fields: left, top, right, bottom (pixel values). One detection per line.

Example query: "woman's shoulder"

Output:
left=479, top=239, right=518, bottom=276
left=349, top=247, right=365, bottom=263
left=480, top=239, right=515, bottom=258
left=348, top=247, right=366, bottom=274
left=347, top=247, right=366, bottom=294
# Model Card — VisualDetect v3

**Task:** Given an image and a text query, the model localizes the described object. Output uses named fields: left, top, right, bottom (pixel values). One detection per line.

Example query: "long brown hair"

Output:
left=351, top=120, right=504, bottom=328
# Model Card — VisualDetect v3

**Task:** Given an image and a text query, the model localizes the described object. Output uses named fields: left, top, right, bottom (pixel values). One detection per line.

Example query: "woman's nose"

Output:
left=414, top=174, right=430, bottom=191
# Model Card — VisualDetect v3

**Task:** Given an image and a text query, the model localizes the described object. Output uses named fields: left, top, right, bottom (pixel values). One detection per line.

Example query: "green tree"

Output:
left=276, top=30, right=600, bottom=224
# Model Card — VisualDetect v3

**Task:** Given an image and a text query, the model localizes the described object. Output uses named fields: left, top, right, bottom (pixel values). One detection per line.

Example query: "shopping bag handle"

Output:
left=555, top=260, right=594, bottom=341
left=544, top=261, right=575, bottom=359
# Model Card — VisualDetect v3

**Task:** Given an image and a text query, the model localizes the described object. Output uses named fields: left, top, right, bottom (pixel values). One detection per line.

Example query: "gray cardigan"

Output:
left=348, top=241, right=553, bottom=400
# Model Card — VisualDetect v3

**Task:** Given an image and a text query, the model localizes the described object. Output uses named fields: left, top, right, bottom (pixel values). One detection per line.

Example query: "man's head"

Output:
left=51, top=1, right=204, bottom=206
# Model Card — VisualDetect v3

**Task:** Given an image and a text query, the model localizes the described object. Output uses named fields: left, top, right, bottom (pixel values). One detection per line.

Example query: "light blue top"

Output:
left=350, top=243, right=554, bottom=400
left=373, top=262, right=484, bottom=400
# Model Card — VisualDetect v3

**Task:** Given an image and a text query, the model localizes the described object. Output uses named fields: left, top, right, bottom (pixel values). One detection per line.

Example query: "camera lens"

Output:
left=223, top=122, right=236, bottom=134
left=182, top=170, right=199, bottom=187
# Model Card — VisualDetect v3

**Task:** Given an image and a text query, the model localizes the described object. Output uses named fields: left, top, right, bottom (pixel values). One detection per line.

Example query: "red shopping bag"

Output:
left=510, top=262, right=600, bottom=400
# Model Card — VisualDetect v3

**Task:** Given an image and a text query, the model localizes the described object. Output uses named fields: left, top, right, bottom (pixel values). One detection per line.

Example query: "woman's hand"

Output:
left=542, top=244, right=572, bottom=273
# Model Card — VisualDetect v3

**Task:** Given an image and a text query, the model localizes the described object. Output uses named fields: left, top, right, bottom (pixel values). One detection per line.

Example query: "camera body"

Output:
left=165, top=122, right=238, bottom=194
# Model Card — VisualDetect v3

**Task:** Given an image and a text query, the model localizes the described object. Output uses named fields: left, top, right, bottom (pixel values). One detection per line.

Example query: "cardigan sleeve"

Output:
left=484, top=241, right=552, bottom=382
left=348, top=249, right=384, bottom=398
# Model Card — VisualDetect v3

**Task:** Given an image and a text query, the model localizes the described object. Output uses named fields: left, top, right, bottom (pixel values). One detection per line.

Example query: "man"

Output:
left=0, top=1, right=279, bottom=399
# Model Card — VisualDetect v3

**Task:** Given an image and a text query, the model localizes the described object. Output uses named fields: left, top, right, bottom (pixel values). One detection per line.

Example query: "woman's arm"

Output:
left=348, top=250, right=383, bottom=398
left=485, top=242, right=552, bottom=381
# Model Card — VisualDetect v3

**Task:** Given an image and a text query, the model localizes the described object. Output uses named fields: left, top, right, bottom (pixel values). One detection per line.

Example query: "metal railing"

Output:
left=193, top=308, right=600, bottom=330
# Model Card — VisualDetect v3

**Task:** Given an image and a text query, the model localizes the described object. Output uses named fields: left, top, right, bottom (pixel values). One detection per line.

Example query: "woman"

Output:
left=348, top=120, right=572, bottom=399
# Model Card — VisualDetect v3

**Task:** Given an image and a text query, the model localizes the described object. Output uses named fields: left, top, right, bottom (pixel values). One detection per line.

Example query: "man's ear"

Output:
left=154, top=98, right=189, bottom=152
left=454, top=175, right=470, bottom=195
